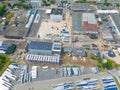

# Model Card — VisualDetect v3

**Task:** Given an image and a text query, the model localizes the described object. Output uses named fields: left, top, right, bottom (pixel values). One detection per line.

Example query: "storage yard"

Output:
left=14, top=72, right=118, bottom=90
left=1, top=0, right=120, bottom=90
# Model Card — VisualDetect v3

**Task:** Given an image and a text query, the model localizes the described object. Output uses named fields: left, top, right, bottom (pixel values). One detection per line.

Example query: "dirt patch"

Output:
left=62, top=55, right=98, bottom=67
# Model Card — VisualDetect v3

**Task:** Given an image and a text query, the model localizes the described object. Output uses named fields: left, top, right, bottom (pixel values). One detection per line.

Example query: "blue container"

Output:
left=108, top=51, right=115, bottom=57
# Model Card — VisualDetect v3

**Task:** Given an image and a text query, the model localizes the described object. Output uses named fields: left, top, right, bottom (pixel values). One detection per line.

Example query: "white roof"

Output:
left=0, top=50, right=5, bottom=54
left=45, top=9, right=52, bottom=14
left=97, top=10, right=119, bottom=13
left=31, top=0, right=40, bottom=3
left=0, top=41, right=3, bottom=46
left=31, top=66, right=37, bottom=79
left=117, top=48, right=120, bottom=54
left=26, top=54, right=60, bottom=63
left=82, top=13, right=96, bottom=24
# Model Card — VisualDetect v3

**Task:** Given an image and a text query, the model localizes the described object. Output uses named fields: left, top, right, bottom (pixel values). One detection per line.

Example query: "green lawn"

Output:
left=0, top=55, right=12, bottom=76
left=89, top=56, right=120, bottom=71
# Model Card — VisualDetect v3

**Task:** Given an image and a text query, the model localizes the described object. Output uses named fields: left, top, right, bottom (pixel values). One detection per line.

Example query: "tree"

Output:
left=6, top=12, right=14, bottom=22
left=116, top=3, right=120, bottom=9
left=0, top=6, right=6, bottom=16
left=103, top=60, right=113, bottom=70
left=51, top=0, right=55, bottom=4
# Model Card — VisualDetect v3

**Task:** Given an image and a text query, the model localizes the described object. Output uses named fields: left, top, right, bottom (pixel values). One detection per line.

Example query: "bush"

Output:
left=103, top=60, right=113, bottom=70
left=6, top=12, right=14, bottom=22
left=0, top=55, right=12, bottom=75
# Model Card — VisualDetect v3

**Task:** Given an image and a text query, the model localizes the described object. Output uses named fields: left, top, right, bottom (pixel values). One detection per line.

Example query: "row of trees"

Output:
left=104, top=0, right=120, bottom=8
left=12, top=3, right=32, bottom=10
left=90, top=56, right=119, bottom=70
left=75, top=0, right=87, bottom=3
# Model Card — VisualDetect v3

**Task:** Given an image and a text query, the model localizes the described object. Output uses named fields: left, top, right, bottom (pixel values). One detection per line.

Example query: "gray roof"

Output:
left=4, top=16, right=27, bottom=38
left=28, top=41, right=53, bottom=51
left=51, top=8, right=63, bottom=15
left=71, top=3, right=93, bottom=11
left=72, top=47, right=86, bottom=56
left=72, top=12, right=83, bottom=33
left=97, top=4, right=115, bottom=10
left=64, top=46, right=72, bottom=53
left=111, top=14, right=120, bottom=32
left=101, top=0, right=120, bottom=3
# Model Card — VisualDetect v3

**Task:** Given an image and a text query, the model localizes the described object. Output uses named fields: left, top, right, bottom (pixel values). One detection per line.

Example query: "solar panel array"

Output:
left=26, top=54, right=60, bottom=64
left=28, top=41, right=53, bottom=50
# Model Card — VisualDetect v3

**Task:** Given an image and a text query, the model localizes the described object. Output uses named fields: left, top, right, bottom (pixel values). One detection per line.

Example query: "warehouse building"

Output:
left=102, top=30, right=114, bottom=41
left=50, top=8, right=63, bottom=21
left=30, top=0, right=42, bottom=7
left=4, top=14, right=28, bottom=39
left=71, top=3, right=94, bottom=12
left=28, top=41, right=53, bottom=55
left=97, top=4, right=118, bottom=14
left=0, top=41, right=16, bottom=54
left=28, top=41, right=61, bottom=55
left=82, top=13, right=98, bottom=34
left=26, top=54, right=60, bottom=64
left=72, top=47, right=86, bottom=57
left=109, top=14, right=120, bottom=36
left=72, top=12, right=83, bottom=34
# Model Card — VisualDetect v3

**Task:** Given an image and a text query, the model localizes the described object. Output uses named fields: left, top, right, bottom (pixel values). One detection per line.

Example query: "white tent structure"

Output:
left=31, top=66, right=37, bottom=79
left=26, top=54, right=60, bottom=64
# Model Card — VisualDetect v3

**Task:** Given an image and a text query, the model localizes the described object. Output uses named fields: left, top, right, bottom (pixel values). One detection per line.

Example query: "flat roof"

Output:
left=101, top=0, right=120, bottom=3
left=51, top=8, right=63, bottom=15
left=4, top=15, right=27, bottom=38
left=110, top=14, right=120, bottom=33
left=72, top=47, right=86, bottom=56
left=45, top=9, right=52, bottom=14
left=72, top=12, right=83, bottom=32
left=82, top=13, right=96, bottom=24
left=26, top=54, right=60, bottom=63
left=71, top=3, right=93, bottom=11
left=97, top=4, right=115, bottom=10
left=52, top=43, right=61, bottom=52
left=28, top=41, right=53, bottom=51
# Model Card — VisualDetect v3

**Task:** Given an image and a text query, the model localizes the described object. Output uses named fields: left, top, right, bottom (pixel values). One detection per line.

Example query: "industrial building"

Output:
left=109, top=14, right=120, bottom=36
left=72, top=47, right=86, bottom=57
left=72, top=12, right=98, bottom=34
left=26, top=54, right=60, bottom=64
left=30, top=0, right=42, bottom=7
left=72, top=12, right=83, bottom=34
left=102, top=30, right=114, bottom=41
left=63, top=46, right=86, bottom=57
left=28, top=41, right=61, bottom=55
left=97, top=4, right=119, bottom=14
left=50, top=8, right=63, bottom=21
left=82, top=13, right=98, bottom=34
left=100, top=0, right=120, bottom=3
left=4, top=9, right=38, bottom=39
left=28, top=41, right=53, bottom=55
left=0, top=41, right=16, bottom=54
left=4, top=15, right=27, bottom=39
left=71, top=3, right=94, bottom=12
